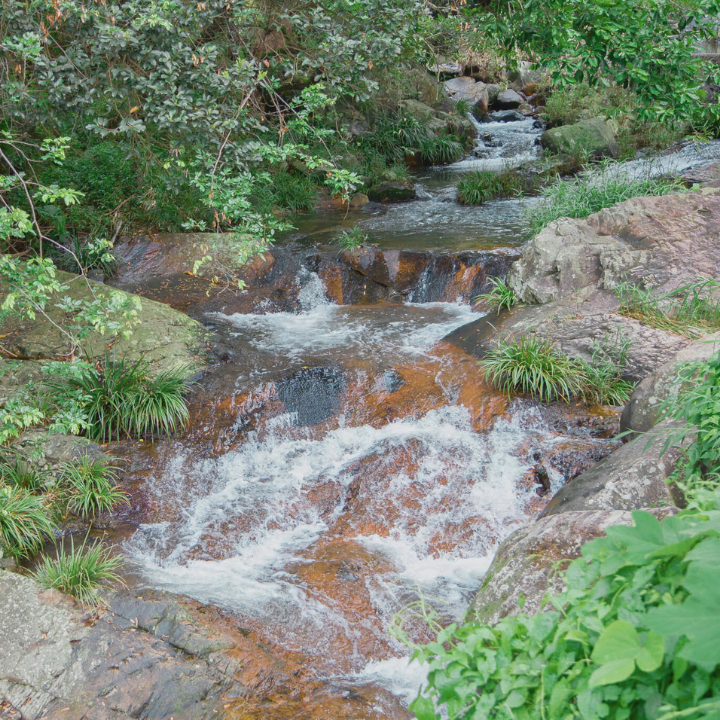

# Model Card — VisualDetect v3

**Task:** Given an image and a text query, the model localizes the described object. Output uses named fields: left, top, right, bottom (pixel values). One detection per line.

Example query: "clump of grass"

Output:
left=616, top=278, right=720, bottom=339
left=359, top=113, right=429, bottom=162
left=473, top=278, right=517, bottom=313
left=62, top=458, right=128, bottom=520
left=34, top=536, right=124, bottom=607
left=45, top=355, right=191, bottom=443
left=529, top=168, right=684, bottom=234
left=482, top=336, right=582, bottom=402
left=334, top=227, right=368, bottom=252
left=457, top=170, right=529, bottom=205
left=483, top=333, right=634, bottom=406
left=0, top=453, right=47, bottom=492
left=0, top=485, right=56, bottom=560
left=418, top=135, right=464, bottom=165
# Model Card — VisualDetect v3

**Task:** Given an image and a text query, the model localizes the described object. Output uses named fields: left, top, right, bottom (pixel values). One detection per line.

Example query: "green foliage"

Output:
left=481, top=336, right=582, bottom=402
left=457, top=170, right=530, bottom=205
left=475, top=0, right=720, bottom=129
left=34, top=536, right=124, bottom=607
left=0, top=453, right=47, bottom=492
left=61, top=458, right=128, bottom=520
left=473, top=277, right=517, bottom=314
left=529, top=170, right=685, bottom=235
left=359, top=114, right=430, bottom=163
left=44, top=356, right=190, bottom=443
left=401, top=492, right=720, bottom=719
left=418, top=135, right=464, bottom=165
left=334, top=227, right=369, bottom=252
left=577, top=335, right=634, bottom=407
left=617, top=278, right=720, bottom=339
left=0, top=485, right=56, bottom=560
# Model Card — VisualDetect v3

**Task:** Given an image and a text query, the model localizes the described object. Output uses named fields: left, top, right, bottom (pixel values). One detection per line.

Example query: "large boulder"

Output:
left=367, top=181, right=416, bottom=203
left=540, top=420, right=686, bottom=516
left=471, top=508, right=676, bottom=625
left=493, top=89, right=523, bottom=110
left=541, top=117, right=619, bottom=159
left=0, top=271, right=207, bottom=376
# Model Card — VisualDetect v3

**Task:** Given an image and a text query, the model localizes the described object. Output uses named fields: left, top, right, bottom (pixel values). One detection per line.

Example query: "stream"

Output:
left=108, top=117, right=720, bottom=718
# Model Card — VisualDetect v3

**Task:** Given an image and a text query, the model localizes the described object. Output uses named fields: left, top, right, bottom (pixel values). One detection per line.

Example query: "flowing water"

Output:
left=115, top=114, right=697, bottom=716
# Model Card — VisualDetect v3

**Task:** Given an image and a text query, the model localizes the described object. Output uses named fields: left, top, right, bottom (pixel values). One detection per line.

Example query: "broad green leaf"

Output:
left=409, top=694, right=437, bottom=720
left=589, top=659, right=636, bottom=687
left=591, top=621, right=640, bottom=665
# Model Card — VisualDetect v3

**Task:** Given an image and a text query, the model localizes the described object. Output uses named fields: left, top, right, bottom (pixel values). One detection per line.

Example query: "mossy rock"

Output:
left=0, top=271, right=207, bottom=376
left=367, top=181, right=416, bottom=203
left=541, top=117, right=619, bottom=160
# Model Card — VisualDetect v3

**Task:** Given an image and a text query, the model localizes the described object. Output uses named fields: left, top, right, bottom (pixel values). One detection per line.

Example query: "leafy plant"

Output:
left=34, top=535, right=124, bottom=607
left=0, top=485, right=56, bottom=559
left=400, top=493, right=720, bottom=719
left=457, top=170, right=530, bottom=205
left=61, top=458, right=128, bottom=520
left=0, top=454, right=47, bottom=492
left=334, top=227, right=369, bottom=252
left=577, top=336, right=634, bottom=407
left=529, top=169, right=685, bottom=234
left=473, top=277, right=517, bottom=313
left=44, top=355, right=191, bottom=443
left=481, top=336, right=582, bottom=402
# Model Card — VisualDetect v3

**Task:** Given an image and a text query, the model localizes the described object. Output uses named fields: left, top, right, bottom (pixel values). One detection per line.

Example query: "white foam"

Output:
left=353, top=656, right=430, bottom=708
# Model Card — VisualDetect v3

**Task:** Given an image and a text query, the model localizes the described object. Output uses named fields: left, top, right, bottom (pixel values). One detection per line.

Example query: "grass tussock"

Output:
left=617, top=278, right=720, bottom=339
left=0, top=485, right=56, bottom=560
left=528, top=169, right=684, bottom=235
left=473, top=278, right=517, bottom=313
left=34, top=536, right=124, bottom=607
left=481, top=335, right=633, bottom=407
left=457, top=170, right=532, bottom=205
left=62, top=458, right=129, bottom=520
left=333, top=227, right=369, bottom=252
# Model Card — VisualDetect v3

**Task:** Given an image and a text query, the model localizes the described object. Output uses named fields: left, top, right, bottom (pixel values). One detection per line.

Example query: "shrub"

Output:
left=481, top=336, right=582, bottom=402
left=34, top=536, right=124, bottom=607
left=334, top=227, right=369, bottom=252
left=45, top=355, right=190, bottom=443
left=457, top=170, right=530, bottom=205
left=62, top=458, right=128, bottom=520
left=617, top=278, right=720, bottom=339
left=399, top=491, right=720, bottom=720
left=0, top=485, right=56, bottom=559
left=529, top=169, right=684, bottom=234
left=473, top=278, right=517, bottom=314
left=418, top=135, right=464, bottom=165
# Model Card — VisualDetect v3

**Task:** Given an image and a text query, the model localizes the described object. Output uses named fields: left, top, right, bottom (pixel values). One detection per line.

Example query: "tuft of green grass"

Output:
left=0, top=485, right=56, bottom=560
left=334, top=227, right=368, bottom=252
left=617, top=278, right=720, bottom=339
left=529, top=168, right=685, bottom=235
left=473, top=278, right=517, bottom=314
left=481, top=336, right=582, bottom=402
left=457, top=170, right=530, bottom=205
left=62, top=458, right=128, bottom=520
left=34, top=536, right=124, bottom=607
left=0, top=454, right=47, bottom=492
left=45, top=355, right=191, bottom=443
left=419, top=135, right=464, bottom=165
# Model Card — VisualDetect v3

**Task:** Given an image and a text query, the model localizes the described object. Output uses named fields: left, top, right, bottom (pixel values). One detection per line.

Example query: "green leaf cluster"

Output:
left=407, top=495, right=720, bottom=719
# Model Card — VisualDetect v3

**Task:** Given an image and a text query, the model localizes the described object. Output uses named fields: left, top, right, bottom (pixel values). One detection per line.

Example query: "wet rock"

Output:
left=622, top=333, right=720, bottom=435
left=517, top=103, right=534, bottom=116
left=493, top=89, right=523, bottom=110
left=540, top=420, right=686, bottom=516
left=471, top=507, right=676, bottom=625
left=382, top=369, right=405, bottom=393
left=541, top=117, right=619, bottom=160
left=487, top=110, right=525, bottom=123
left=277, top=367, right=346, bottom=425
left=367, top=181, right=416, bottom=203
left=349, top=192, right=369, bottom=208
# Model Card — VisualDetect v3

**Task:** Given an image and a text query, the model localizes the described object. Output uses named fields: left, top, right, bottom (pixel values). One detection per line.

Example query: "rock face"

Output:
left=541, top=117, right=619, bottom=159
left=540, top=421, right=686, bottom=516
left=471, top=508, right=676, bottom=625
left=0, top=270, right=207, bottom=376
left=494, top=89, right=523, bottom=109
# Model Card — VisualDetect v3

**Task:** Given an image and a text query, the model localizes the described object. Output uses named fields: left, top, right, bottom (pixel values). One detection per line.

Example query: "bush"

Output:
left=0, top=485, right=56, bottom=559
left=529, top=169, right=685, bottom=235
left=473, top=278, right=517, bottom=314
left=34, top=536, right=124, bottom=607
left=457, top=170, right=530, bottom=205
left=481, top=336, right=582, bottom=402
left=62, top=458, right=128, bottom=520
left=45, top=356, right=191, bottom=443
left=400, top=491, right=720, bottom=720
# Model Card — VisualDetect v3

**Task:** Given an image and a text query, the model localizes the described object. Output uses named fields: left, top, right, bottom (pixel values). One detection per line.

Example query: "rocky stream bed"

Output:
left=3, top=107, right=720, bottom=720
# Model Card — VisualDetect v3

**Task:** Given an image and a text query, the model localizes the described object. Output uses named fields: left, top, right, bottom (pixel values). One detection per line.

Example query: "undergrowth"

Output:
left=0, top=485, right=56, bottom=560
